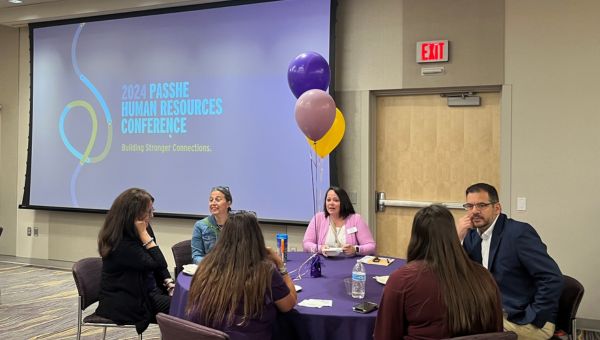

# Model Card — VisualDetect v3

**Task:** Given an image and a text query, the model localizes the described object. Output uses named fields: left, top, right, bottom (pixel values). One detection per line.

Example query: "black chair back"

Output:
left=72, top=257, right=103, bottom=310
left=172, top=239, right=192, bottom=277
left=555, top=275, right=584, bottom=335
left=156, top=312, right=230, bottom=340
left=445, top=331, right=517, bottom=339
left=72, top=257, right=141, bottom=340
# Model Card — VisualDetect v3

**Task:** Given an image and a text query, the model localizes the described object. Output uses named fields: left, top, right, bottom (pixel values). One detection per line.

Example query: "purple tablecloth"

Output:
left=169, top=252, right=405, bottom=340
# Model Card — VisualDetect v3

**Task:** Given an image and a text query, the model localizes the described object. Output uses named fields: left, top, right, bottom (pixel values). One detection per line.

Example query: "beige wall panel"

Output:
left=506, top=0, right=600, bottom=318
left=0, top=25, right=19, bottom=255
left=335, top=0, right=404, bottom=91
left=376, top=92, right=500, bottom=258
left=403, top=0, right=504, bottom=88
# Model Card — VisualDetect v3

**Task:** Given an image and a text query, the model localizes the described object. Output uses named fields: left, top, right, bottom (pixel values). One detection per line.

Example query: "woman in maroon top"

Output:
left=374, top=205, right=503, bottom=340
left=185, top=211, right=297, bottom=340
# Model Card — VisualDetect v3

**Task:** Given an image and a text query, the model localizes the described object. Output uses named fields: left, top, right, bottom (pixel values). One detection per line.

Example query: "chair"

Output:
left=72, top=257, right=142, bottom=340
left=552, top=275, right=585, bottom=339
left=172, top=239, right=192, bottom=277
left=445, top=331, right=517, bottom=339
left=156, top=312, right=230, bottom=340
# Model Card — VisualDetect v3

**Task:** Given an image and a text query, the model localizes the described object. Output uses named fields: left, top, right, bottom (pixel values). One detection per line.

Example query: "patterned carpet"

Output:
left=0, top=262, right=160, bottom=339
left=1, top=261, right=599, bottom=339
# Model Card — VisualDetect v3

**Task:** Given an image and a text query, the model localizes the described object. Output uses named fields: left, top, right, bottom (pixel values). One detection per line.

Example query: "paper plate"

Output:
left=323, top=247, right=343, bottom=257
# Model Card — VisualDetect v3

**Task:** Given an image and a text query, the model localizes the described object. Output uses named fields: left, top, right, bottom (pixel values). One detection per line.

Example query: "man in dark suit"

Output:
left=457, top=183, right=563, bottom=340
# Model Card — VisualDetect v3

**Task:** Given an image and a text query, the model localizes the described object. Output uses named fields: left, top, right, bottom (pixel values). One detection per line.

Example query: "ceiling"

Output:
left=0, top=0, right=227, bottom=27
left=0, top=0, right=61, bottom=9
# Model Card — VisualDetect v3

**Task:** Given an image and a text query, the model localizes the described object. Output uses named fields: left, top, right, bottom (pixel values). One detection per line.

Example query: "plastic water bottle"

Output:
left=352, top=260, right=366, bottom=299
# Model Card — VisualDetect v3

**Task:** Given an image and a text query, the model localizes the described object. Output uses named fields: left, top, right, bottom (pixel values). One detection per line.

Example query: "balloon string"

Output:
left=316, top=152, right=322, bottom=215
left=307, top=143, right=319, bottom=254
left=309, top=146, right=317, bottom=218
left=318, top=154, right=323, bottom=209
left=313, top=141, right=321, bottom=217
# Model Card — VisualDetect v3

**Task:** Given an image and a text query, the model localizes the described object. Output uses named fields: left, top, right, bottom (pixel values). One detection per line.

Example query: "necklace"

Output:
left=329, top=219, right=344, bottom=247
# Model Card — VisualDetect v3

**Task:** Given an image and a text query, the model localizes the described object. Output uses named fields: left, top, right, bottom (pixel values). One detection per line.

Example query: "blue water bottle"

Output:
left=276, top=233, right=288, bottom=262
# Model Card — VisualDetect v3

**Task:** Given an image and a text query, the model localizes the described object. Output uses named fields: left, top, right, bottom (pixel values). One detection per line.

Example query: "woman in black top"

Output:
left=96, top=188, right=174, bottom=334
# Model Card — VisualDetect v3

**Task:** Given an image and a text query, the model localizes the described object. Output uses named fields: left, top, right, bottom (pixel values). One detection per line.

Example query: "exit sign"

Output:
left=416, top=40, right=449, bottom=63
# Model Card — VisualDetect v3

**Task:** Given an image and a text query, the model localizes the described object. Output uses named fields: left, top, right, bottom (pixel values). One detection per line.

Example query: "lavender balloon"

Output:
left=288, top=52, right=331, bottom=98
left=294, top=89, right=336, bottom=141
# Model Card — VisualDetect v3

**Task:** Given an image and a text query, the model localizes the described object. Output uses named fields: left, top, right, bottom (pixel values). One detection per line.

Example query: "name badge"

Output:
left=347, top=227, right=358, bottom=234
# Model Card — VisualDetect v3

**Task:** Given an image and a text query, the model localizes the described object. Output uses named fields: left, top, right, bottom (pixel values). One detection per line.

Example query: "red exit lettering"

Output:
left=421, top=42, right=445, bottom=61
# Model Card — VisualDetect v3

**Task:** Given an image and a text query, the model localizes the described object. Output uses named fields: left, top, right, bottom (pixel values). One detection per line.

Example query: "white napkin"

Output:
left=182, top=264, right=198, bottom=275
left=298, top=299, right=333, bottom=308
left=373, top=275, right=389, bottom=285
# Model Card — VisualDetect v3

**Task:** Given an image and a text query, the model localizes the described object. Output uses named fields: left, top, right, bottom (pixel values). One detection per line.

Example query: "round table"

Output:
left=169, top=252, right=405, bottom=340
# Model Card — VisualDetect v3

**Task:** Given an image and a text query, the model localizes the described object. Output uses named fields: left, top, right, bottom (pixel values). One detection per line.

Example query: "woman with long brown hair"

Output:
left=96, top=188, right=174, bottom=334
left=185, top=211, right=297, bottom=339
left=374, top=204, right=503, bottom=339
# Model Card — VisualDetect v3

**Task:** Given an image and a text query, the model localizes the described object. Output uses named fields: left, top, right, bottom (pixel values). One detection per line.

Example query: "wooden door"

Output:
left=375, top=92, right=500, bottom=258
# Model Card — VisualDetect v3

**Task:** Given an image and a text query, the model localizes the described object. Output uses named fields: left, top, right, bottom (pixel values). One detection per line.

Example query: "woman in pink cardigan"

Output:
left=303, top=187, right=376, bottom=256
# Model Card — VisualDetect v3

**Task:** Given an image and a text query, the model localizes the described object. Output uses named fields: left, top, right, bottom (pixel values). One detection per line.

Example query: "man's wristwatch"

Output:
left=354, top=246, right=359, bottom=255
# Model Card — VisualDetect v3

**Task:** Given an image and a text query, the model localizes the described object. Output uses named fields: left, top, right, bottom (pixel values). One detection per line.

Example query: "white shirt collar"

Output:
left=477, top=214, right=499, bottom=269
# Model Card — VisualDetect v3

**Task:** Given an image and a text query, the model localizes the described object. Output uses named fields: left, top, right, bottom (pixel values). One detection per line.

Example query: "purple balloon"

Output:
left=288, top=52, right=331, bottom=98
left=294, top=89, right=336, bottom=141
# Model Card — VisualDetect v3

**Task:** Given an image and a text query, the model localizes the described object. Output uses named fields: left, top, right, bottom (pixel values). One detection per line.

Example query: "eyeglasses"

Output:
left=462, top=202, right=497, bottom=210
left=229, top=209, right=257, bottom=217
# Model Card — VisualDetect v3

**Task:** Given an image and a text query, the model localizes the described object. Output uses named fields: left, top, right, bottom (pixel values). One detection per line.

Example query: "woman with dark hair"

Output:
left=374, top=205, right=503, bottom=339
left=96, top=188, right=173, bottom=334
left=302, top=186, right=376, bottom=256
left=191, top=186, right=232, bottom=264
left=185, top=211, right=297, bottom=340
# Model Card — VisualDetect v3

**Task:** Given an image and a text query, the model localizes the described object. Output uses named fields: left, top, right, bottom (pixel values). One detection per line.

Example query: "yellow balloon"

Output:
left=307, top=108, right=345, bottom=158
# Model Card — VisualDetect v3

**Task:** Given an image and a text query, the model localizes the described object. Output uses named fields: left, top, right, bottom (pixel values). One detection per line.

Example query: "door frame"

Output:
left=365, top=85, right=512, bottom=240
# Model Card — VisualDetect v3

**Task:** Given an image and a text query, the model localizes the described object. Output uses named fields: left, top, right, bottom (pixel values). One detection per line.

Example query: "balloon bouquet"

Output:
left=288, top=51, right=345, bottom=277
left=288, top=51, right=345, bottom=160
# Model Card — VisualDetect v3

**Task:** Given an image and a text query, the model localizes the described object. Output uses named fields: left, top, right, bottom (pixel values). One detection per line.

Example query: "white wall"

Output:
left=505, top=0, right=600, bottom=319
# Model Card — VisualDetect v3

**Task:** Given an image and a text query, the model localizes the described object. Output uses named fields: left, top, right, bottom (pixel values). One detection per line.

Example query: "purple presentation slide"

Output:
left=28, top=0, right=332, bottom=223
